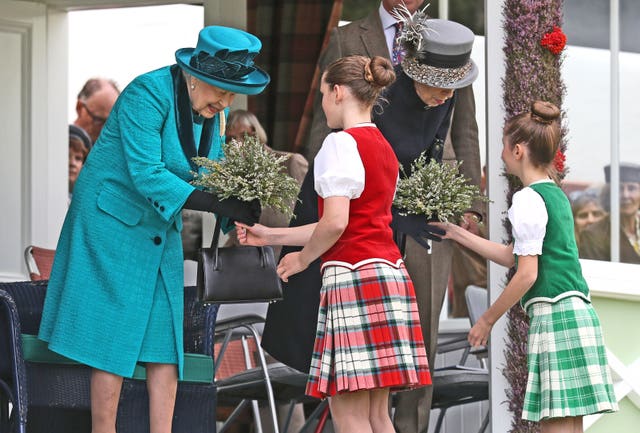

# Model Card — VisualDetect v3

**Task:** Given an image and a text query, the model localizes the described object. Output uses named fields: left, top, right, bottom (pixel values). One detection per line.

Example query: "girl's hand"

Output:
left=235, top=222, right=269, bottom=246
left=468, top=316, right=493, bottom=347
left=429, top=221, right=459, bottom=240
left=277, top=252, right=309, bottom=282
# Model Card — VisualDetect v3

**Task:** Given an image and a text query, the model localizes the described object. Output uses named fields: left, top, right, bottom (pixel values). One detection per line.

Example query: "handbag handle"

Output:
left=210, top=218, right=268, bottom=270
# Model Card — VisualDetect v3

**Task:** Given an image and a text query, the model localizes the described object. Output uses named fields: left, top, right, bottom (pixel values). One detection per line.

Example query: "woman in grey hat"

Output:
left=373, top=15, right=482, bottom=430
left=39, top=26, right=269, bottom=433
left=375, top=15, right=478, bottom=172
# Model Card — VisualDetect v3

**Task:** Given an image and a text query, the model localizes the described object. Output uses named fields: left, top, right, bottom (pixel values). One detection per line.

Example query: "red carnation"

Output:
left=541, top=26, right=567, bottom=55
left=553, top=149, right=566, bottom=173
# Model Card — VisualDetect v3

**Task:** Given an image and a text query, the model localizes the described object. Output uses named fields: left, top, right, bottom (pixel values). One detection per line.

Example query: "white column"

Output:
left=42, top=7, right=69, bottom=246
left=485, top=0, right=510, bottom=432
left=609, top=0, right=620, bottom=262
left=0, top=1, right=68, bottom=281
left=439, top=0, right=449, bottom=19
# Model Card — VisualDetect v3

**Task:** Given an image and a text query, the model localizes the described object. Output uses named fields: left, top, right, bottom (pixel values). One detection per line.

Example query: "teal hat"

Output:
left=175, top=26, right=270, bottom=95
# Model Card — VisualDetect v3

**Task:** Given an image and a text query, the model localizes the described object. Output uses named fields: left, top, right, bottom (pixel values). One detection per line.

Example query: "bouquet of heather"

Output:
left=393, top=151, right=487, bottom=222
left=191, top=134, right=300, bottom=220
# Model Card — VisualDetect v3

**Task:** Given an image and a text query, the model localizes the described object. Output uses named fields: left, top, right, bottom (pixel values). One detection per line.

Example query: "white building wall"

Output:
left=0, top=1, right=68, bottom=281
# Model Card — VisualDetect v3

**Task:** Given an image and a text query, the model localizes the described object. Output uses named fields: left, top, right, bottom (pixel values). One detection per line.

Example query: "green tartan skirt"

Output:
left=523, top=296, right=618, bottom=421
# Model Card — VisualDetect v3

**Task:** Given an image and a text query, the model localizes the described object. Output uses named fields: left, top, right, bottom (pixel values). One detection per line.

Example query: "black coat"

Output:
left=261, top=169, right=321, bottom=373
left=374, top=68, right=455, bottom=174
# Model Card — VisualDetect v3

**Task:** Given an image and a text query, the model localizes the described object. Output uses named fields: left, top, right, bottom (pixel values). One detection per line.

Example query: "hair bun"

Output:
left=370, top=56, right=396, bottom=88
left=531, top=100, right=560, bottom=124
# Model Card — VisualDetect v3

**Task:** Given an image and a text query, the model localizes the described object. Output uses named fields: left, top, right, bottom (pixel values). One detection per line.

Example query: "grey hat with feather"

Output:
left=392, top=5, right=478, bottom=89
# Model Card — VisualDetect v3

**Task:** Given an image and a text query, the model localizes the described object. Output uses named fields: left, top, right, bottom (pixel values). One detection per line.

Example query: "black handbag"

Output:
left=197, top=218, right=283, bottom=304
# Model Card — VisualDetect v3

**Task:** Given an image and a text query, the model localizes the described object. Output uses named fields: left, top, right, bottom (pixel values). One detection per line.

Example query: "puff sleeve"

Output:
left=313, top=131, right=365, bottom=199
left=508, top=187, right=547, bottom=256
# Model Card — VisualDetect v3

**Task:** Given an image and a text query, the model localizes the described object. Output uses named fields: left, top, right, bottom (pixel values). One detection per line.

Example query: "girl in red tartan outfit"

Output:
left=237, top=55, right=430, bottom=433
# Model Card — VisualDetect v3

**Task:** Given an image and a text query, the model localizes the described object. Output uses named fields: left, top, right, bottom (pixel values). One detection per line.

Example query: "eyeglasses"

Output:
left=81, top=101, right=108, bottom=125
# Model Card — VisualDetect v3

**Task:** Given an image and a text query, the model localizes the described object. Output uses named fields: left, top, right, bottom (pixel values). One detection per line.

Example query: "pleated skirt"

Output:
left=523, top=296, right=618, bottom=421
left=306, top=262, right=431, bottom=399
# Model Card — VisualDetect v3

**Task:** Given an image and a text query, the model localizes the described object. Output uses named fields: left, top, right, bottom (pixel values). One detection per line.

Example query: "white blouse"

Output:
left=508, top=181, right=551, bottom=256
left=314, top=129, right=366, bottom=199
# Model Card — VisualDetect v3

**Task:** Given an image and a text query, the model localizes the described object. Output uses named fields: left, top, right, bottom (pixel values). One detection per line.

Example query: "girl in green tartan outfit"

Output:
left=434, top=101, right=617, bottom=432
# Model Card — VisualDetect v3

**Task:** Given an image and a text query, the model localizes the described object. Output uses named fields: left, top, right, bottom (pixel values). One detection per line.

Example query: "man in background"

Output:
left=72, top=78, right=120, bottom=143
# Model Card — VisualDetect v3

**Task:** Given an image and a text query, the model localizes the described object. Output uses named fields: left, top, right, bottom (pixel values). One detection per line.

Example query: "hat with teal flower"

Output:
left=176, top=26, right=270, bottom=95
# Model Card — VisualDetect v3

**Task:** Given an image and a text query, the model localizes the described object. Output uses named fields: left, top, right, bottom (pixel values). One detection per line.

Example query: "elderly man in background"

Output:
left=73, top=77, right=120, bottom=143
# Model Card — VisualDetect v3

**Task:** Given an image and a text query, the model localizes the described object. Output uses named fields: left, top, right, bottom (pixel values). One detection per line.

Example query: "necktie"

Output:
left=392, top=22, right=405, bottom=66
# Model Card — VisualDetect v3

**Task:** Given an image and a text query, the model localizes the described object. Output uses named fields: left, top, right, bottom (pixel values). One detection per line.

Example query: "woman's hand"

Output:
left=468, top=316, right=493, bottom=348
left=232, top=198, right=261, bottom=226
left=276, top=252, right=309, bottom=282
left=390, top=209, right=445, bottom=250
left=235, top=222, right=269, bottom=246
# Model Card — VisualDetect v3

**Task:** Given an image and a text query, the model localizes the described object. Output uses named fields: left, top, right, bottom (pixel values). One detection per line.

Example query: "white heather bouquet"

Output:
left=191, top=135, right=300, bottom=220
left=393, top=152, right=487, bottom=222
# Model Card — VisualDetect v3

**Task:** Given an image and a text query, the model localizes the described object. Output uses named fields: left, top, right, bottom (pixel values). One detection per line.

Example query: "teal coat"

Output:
left=39, top=66, right=225, bottom=378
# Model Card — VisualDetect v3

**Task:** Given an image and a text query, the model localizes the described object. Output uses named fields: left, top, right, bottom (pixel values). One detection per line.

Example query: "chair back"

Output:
left=1, top=280, right=48, bottom=334
left=0, top=281, right=219, bottom=433
left=24, top=246, right=56, bottom=281
left=0, top=279, right=50, bottom=431
left=465, top=285, right=488, bottom=326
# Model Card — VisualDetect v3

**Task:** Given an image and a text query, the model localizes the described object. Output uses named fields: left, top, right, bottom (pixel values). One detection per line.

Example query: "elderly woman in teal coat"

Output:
left=39, top=26, right=269, bottom=433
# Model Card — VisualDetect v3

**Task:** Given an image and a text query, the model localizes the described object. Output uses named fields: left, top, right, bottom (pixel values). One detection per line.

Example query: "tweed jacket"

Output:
left=39, top=66, right=225, bottom=378
left=306, top=9, right=388, bottom=160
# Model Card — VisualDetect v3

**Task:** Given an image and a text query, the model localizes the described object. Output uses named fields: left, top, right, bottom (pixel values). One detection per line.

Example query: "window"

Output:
left=563, top=0, right=640, bottom=265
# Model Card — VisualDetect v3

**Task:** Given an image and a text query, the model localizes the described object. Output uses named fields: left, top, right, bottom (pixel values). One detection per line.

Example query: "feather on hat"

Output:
left=391, top=4, right=478, bottom=89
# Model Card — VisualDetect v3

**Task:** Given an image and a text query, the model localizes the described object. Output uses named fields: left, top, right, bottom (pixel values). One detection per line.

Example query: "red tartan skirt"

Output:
left=305, top=261, right=431, bottom=399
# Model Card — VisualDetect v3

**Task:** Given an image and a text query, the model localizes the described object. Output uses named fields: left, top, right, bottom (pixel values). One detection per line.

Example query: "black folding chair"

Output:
left=213, top=308, right=327, bottom=433
left=415, top=285, right=490, bottom=433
